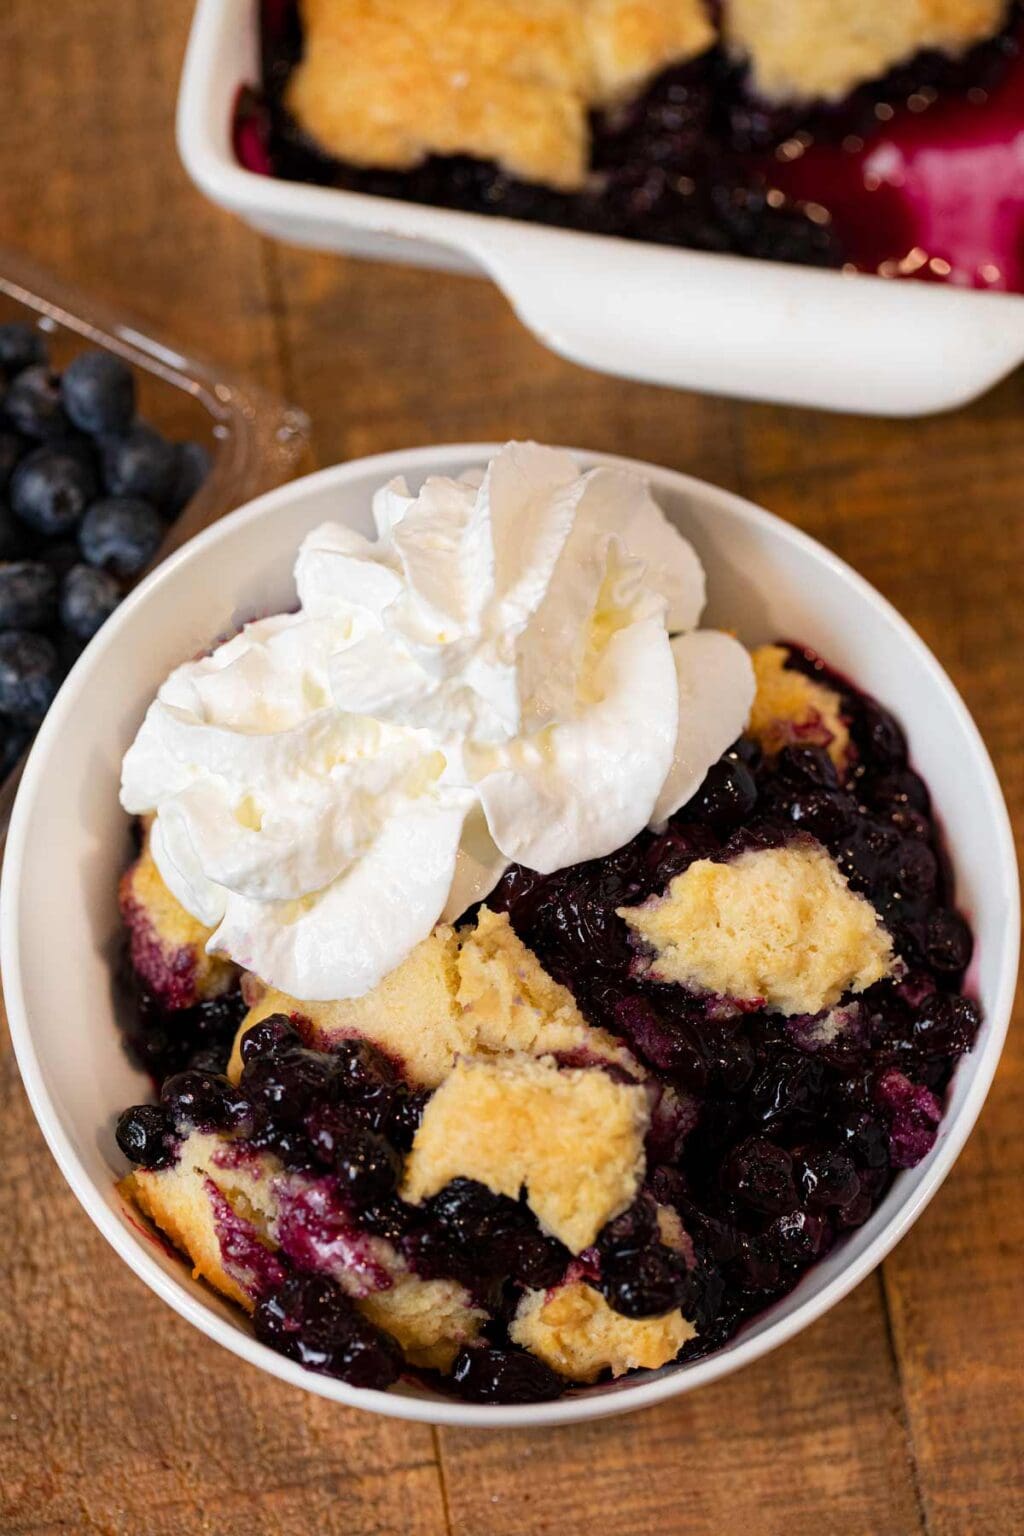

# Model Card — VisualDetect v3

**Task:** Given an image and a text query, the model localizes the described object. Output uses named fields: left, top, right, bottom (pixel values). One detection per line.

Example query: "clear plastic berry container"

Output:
left=0, top=245, right=312, bottom=842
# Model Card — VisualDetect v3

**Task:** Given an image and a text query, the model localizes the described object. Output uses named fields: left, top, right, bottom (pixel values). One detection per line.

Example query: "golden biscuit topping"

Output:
left=401, top=1053, right=650, bottom=1252
left=725, top=0, right=1009, bottom=102
left=510, top=1280, right=694, bottom=1380
left=619, top=841, right=895, bottom=1016
left=748, top=644, right=850, bottom=768
left=288, top=0, right=715, bottom=190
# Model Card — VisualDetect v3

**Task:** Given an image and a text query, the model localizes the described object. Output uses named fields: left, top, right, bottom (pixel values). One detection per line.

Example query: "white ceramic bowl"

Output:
left=176, top=0, right=1024, bottom=417
left=3, top=445, right=1018, bottom=1429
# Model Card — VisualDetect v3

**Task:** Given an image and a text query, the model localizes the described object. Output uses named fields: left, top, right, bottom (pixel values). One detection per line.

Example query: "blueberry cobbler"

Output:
left=235, top=1, right=1024, bottom=291
left=114, top=444, right=980, bottom=1403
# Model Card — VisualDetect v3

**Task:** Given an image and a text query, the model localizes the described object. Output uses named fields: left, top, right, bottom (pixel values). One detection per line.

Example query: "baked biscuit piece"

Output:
left=401, top=1053, right=650, bottom=1252
left=287, top=0, right=715, bottom=190
left=619, top=840, right=895, bottom=1016
left=748, top=643, right=850, bottom=769
left=119, top=824, right=237, bottom=1010
left=726, top=0, right=1009, bottom=102
left=229, top=907, right=642, bottom=1088
left=510, top=1280, right=694, bottom=1381
left=123, top=1128, right=486, bottom=1370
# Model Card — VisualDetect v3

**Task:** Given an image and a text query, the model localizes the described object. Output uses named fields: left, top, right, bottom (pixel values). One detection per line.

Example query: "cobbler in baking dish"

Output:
left=113, top=445, right=981, bottom=1403
left=234, top=0, right=1024, bottom=291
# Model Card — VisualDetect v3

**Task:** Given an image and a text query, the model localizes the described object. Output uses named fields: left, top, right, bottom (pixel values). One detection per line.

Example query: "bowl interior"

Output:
left=4, top=445, right=1017, bottom=1427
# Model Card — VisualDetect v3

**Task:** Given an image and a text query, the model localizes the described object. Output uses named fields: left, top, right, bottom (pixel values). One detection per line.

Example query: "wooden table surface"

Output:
left=1, top=4, right=1022, bottom=1533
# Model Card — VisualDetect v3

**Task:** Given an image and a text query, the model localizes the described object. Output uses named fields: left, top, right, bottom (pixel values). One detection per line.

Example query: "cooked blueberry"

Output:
left=4, top=365, right=68, bottom=438
left=691, top=757, right=758, bottom=829
left=115, top=1103, right=175, bottom=1168
left=160, top=1069, right=254, bottom=1135
left=0, top=561, right=57, bottom=629
left=509, top=1231, right=570, bottom=1289
left=165, top=439, right=213, bottom=518
left=0, top=431, right=26, bottom=491
left=241, top=1044, right=338, bottom=1128
left=427, top=1178, right=516, bottom=1248
left=911, top=993, right=981, bottom=1057
left=100, top=423, right=177, bottom=509
left=10, top=446, right=97, bottom=535
left=255, top=1274, right=403, bottom=1388
left=872, top=1068, right=941, bottom=1169
left=78, top=496, right=162, bottom=577
left=0, top=631, right=59, bottom=721
left=857, top=700, right=907, bottom=768
left=724, top=1136, right=799, bottom=1214
left=386, top=1087, right=429, bottom=1150
left=890, top=837, right=937, bottom=897
left=795, top=1148, right=860, bottom=1210
left=600, top=1243, right=693, bottom=1318
left=597, top=1193, right=659, bottom=1261
left=240, top=1013, right=302, bottom=1064
left=762, top=1210, right=831, bottom=1265
left=785, top=788, right=855, bottom=843
left=451, top=1346, right=564, bottom=1404
left=925, top=909, right=973, bottom=973
left=776, top=744, right=839, bottom=790
left=864, top=768, right=930, bottom=816
left=0, top=323, right=46, bottom=377
left=59, top=563, right=121, bottom=640
left=305, top=1102, right=402, bottom=1200
left=61, top=351, right=136, bottom=435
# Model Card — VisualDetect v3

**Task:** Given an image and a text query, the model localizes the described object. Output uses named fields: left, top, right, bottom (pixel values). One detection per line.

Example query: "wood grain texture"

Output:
left=0, top=3, right=1021, bottom=1534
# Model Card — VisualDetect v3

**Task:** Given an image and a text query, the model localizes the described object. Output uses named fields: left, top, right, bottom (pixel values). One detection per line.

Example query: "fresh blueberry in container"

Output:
left=0, top=561, right=58, bottom=629
left=61, top=351, right=136, bottom=435
left=0, top=630, right=60, bottom=722
left=101, top=423, right=178, bottom=510
left=165, top=439, right=213, bottom=519
left=0, top=322, right=46, bottom=377
left=3, top=364, right=69, bottom=439
left=78, top=496, right=163, bottom=578
left=59, top=563, right=122, bottom=640
left=10, top=445, right=97, bottom=535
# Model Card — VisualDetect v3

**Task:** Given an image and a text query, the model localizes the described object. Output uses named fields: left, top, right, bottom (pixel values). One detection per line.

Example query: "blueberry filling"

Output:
left=237, top=0, right=1024, bottom=291
left=117, top=643, right=980, bottom=1400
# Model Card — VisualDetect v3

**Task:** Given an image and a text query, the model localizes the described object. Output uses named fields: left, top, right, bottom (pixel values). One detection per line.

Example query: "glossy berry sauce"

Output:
left=234, top=0, right=1024, bottom=290
left=117, top=644, right=981, bottom=1400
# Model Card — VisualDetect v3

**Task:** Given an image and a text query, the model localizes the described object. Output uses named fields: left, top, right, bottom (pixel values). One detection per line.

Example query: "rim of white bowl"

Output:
left=3, top=444, right=1019, bottom=1429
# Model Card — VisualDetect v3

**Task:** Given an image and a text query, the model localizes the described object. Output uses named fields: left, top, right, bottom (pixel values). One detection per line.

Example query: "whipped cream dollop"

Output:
left=121, top=443, right=755, bottom=1001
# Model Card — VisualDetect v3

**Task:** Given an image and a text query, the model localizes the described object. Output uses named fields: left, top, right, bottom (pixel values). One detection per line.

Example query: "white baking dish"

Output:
left=177, top=0, right=1024, bottom=416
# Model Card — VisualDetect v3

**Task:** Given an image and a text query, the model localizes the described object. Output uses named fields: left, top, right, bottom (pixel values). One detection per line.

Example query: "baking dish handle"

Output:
left=469, top=225, right=1024, bottom=417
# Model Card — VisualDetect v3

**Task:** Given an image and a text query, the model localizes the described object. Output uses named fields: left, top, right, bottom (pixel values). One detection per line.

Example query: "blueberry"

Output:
left=795, top=1148, right=860, bottom=1210
left=785, top=788, right=855, bottom=843
left=305, top=1102, right=402, bottom=1201
left=762, top=1210, right=831, bottom=1265
left=776, top=745, right=840, bottom=790
left=0, top=502, right=28, bottom=561
left=0, top=431, right=26, bottom=490
left=724, top=1136, right=799, bottom=1214
left=857, top=700, right=907, bottom=769
left=160, top=1069, right=254, bottom=1135
left=925, top=909, right=973, bottom=974
left=242, top=1044, right=339, bottom=1129
left=239, top=1013, right=302, bottom=1064
left=0, top=631, right=59, bottom=721
left=101, top=424, right=177, bottom=509
left=254, top=1274, right=403, bottom=1389
left=165, top=439, right=213, bottom=519
left=61, top=351, right=136, bottom=435
left=600, top=1243, right=694, bottom=1318
left=509, top=1231, right=570, bottom=1289
left=450, top=1346, right=564, bottom=1404
left=911, top=993, right=981, bottom=1057
left=10, top=446, right=97, bottom=535
left=0, top=561, right=57, bottom=629
left=385, top=1087, right=428, bottom=1150
left=4, top=365, right=68, bottom=438
left=59, top=563, right=121, bottom=640
left=690, top=757, right=758, bottom=829
left=78, top=496, right=163, bottom=577
left=115, top=1103, right=175, bottom=1168
left=0, top=323, right=46, bottom=377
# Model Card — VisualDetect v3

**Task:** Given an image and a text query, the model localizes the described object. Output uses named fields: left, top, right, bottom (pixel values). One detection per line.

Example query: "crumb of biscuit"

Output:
left=726, top=0, right=1008, bottom=102
left=510, top=1280, right=693, bottom=1381
left=401, top=1053, right=649, bottom=1253
left=229, top=907, right=642, bottom=1088
left=119, top=827, right=236, bottom=1009
left=288, top=0, right=714, bottom=190
left=619, top=841, right=895, bottom=1017
left=748, top=644, right=850, bottom=768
